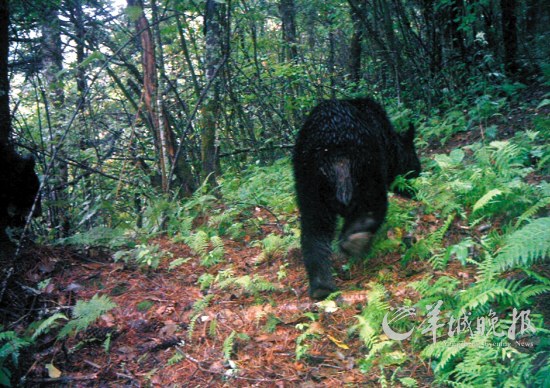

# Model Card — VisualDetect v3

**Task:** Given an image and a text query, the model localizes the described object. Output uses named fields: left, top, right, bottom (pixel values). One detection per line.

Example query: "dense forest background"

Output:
left=0, top=0, right=548, bottom=386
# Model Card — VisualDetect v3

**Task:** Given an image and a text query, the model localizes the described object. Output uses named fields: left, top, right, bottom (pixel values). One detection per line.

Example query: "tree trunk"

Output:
left=349, top=2, right=363, bottom=87
left=0, top=0, right=10, bottom=250
left=279, top=0, right=298, bottom=63
left=41, top=2, right=70, bottom=237
left=422, top=0, right=442, bottom=74
left=0, top=0, right=9, bottom=145
left=501, top=0, right=519, bottom=76
left=200, top=0, right=223, bottom=188
left=151, top=0, right=196, bottom=196
left=128, top=0, right=168, bottom=192
left=447, top=0, right=466, bottom=61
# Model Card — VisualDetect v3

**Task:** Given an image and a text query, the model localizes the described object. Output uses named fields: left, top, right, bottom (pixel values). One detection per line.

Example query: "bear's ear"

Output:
left=402, top=122, right=415, bottom=143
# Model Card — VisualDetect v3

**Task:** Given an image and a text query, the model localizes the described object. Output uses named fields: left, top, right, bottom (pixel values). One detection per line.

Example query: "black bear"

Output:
left=0, top=144, right=41, bottom=245
left=293, top=97, right=421, bottom=299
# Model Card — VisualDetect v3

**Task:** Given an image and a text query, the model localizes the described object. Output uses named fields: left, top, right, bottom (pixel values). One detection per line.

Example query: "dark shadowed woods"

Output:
left=0, top=0, right=548, bottom=386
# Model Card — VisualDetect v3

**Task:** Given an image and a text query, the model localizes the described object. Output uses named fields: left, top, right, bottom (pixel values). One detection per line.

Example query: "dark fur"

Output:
left=293, top=98, right=420, bottom=299
left=0, top=145, right=41, bottom=241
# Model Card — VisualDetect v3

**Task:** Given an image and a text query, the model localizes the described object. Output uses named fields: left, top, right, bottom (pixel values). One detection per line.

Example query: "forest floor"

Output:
left=8, top=190, right=481, bottom=387
left=14, top=208, right=472, bottom=387
left=4, top=85, right=548, bottom=387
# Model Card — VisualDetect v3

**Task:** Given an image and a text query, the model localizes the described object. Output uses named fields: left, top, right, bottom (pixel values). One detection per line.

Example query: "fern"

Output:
left=458, top=280, right=514, bottom=312
left=494, top=217, right=550, bottom=271
left=192, top=294, right=214, bottom=314
left=58, top=294, right=117, bottom=339
left=411, top=275, right=459, bottom=312
left=187, top=295, right=214, bottom=341
left=168, top=257, right=191, bottom=270
left=472, top=188, right=504, bottom=214
left=113, top=244, right=168, bottom=269
left=405, top=213, right=454, bottom=265
left=0, top=331, right=30, bottom=369
left=31, top=313, right=68, bottom=340
left=222, top=331, right=236, bottom=360
left=186, top=231, right=210, bottom=257
left=185, top=232, right=225, bottom=267
left=218, top=274, right=278, bottom=296
left=167, top=350, right=185, bottom=366
left=254, top=233, right=299, bottom=264
left=207, top=236, right=225, bottom=264
left=429, top=333, right=536, bottom=387
left=351, top=284, right=390, bottom=349
left=421, top=339, right=469, bottom=373
left=57, top=226, right=128, bottom=249
left=358, top=340, right=406, bottom=375
left=197, top=273, right=215, bottom=290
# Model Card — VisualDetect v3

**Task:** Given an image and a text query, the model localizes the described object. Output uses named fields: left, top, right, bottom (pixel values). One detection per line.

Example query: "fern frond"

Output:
left=459, top=282, right=512, bottom=311
left=431, top=213, right=455, bottom=244
left=210, top=235, right=225, bottom=253
left=186, top=231, right=210, bottom=257
left=515, top=197, right=550, bottom=227
left=58, top=294, right=117, bottom=339
left=352, top=284, right=390, bottom=349
left=0, top=331, right=30, bottom=369
left=222, top=331, right=236, bottom=360
left=31, top=313, right=68, bottom=340
left=421, top=339, right=469, bottom=373
left=495, top=217, right=550, bottom=272
left=472, top=188, right=503, bottom=214
left=192, top=294, right=214, bottom=314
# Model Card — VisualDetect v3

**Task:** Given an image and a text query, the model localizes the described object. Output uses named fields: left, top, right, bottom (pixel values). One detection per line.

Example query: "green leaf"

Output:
left=473, top=189, right=503, bottom=213
left=496, top=217, right=550, bottom=271
left=58, top=294, right=116, bottom=339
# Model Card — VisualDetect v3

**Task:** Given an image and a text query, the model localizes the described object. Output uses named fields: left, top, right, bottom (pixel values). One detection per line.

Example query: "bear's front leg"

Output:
left=300, top=211, right=337, bottom=299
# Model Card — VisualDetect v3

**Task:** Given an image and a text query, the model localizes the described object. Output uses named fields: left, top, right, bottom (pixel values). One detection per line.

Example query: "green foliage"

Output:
left=222, top=331, right=237, bottom=361
left=142, top=192, right=215, bottom=238
left=184, top=231, right=226, bottom=267
left=403, top=214, right=454, bottom=267
left=422, top=333, right=541, bottom=387
left=221, top=159, right=297, bottom=215
left=0, top=331, right=30, bottom=387
left=254, top=232, right=299, bottom=264
left=368, top=199, right=417, bottom=258
left=415, top=130, right=549, bottom=222
left=217, top=273, right=278, bottom=297
left=187, top=295, right=215, bottom=341
left=263, top=314, right=282, bottom=334
left=31, top=313, right=68, bottom=340
left=168, top=257, right=192, bottom=270
left=295, top=314, right=320, bottom=361
left=494, top=217, right=550, bottom=271
left=113, top=244, right=169, bottom=269
left=197, top=273, right=215, bottom=291
left=7, top=0, right=550, bottom=384
left=421, top=109, right=467, bottom=145
left=136, top=300, right=154, bottom=313
left=406, top=124, right=549, bottom=385
left=357, top=341, right=407, bottom=375
left=167, top=349, right=185, bottom=366
left=57, top=226, right=130, bottom=249
left=351, top=284, right=390, bottom=349
left=57, top=294, right=117, bottom=339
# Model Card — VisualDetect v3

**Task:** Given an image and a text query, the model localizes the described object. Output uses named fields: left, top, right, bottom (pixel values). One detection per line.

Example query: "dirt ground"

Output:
left=3, top=201, right=481, bottom=387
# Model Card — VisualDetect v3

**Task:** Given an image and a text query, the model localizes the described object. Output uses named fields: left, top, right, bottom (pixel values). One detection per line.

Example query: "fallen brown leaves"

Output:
left=4, top=205, right=479, bottom=387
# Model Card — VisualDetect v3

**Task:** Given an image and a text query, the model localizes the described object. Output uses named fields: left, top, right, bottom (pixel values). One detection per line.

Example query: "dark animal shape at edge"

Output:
left=292, top=97, right=421, bottom=299
left=0, top=144, right=41, bottom=246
